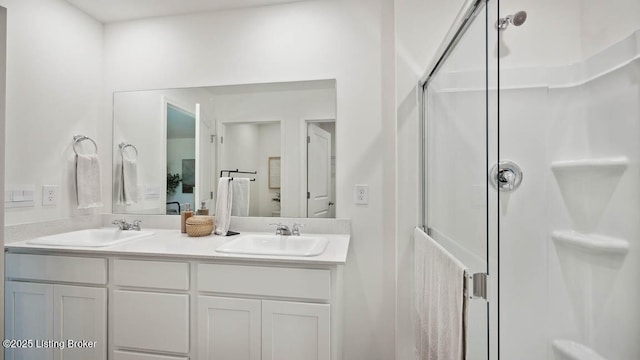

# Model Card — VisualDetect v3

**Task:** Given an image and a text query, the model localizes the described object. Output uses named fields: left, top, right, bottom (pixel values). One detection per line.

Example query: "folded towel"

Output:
left=414, top=227, right=467, bottom=360
left=76, top=153, right=103, bottom=209
left=231, top=178, right=250, bottom=217
left=120, top=157, right=138, bottom=205
left=214, top=177, right=233, bottom=235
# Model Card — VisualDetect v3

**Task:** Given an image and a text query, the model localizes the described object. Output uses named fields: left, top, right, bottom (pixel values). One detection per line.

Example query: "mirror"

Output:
left=113, top=79, right=336, bottom=218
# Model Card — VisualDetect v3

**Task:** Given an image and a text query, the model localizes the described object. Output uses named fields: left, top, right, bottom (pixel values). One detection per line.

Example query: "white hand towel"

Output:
left=231, top=178, right=250, bottom=217
left=121, top=157, right=138, bottom=205
left=414, top=227, right=467, bottom=360
left=76, top=153, right=103, bottom=209
left=214, top=177, right=233, bottom=235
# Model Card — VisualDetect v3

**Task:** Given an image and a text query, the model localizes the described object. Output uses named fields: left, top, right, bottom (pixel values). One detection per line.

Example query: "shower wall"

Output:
left=498, top=0, right=640, bottom=358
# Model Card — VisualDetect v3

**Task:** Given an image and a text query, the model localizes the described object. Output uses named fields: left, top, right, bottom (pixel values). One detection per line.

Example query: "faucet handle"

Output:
left=132, top=219, right=142, bottom=231
left=291, top=223, right=305, bottom=236
left=269, top=223, right=284, bottom=235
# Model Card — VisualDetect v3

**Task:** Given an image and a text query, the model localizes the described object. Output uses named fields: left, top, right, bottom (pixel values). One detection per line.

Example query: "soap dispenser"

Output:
left=196, top=201, right=209, bottom=215
left=180, top=203, right=193, bottom=233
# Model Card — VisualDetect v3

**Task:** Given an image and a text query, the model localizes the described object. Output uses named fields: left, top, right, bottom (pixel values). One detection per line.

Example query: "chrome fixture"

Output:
left=269, top=223, right=292, bottom=236
left=489, top=160, right=523, bottom=192
left=112, top=219, right=142, bottom=231
left=292, top=223, right=305, bottom=236
left=496, top=10, right=527, bottom=30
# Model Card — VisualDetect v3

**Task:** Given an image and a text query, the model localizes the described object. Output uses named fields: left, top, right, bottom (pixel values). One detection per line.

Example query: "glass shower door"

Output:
left=422, top=1, right=498, bottom=358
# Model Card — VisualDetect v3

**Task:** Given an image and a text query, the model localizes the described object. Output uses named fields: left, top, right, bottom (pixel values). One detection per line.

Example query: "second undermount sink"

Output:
left=26, top=228, right=154, bottom=247
left=216, top=234, right=329, bottom=257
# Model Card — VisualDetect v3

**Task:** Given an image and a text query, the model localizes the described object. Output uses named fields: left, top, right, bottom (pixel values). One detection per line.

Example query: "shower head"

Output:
left=497, top=10, right=528, bottom=30
left=509, top=11, right=527, bottom=26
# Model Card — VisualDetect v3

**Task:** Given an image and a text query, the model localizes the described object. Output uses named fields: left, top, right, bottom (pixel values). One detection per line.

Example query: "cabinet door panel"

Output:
left=198, top=296, right=260, bottom=360
left=53, top=285, right=106, bottom=360
left=262, top=301, right=330, bottom=360
left=113, top=290, right=189, bottom=354
left=5, top=281, right=54, bottom=360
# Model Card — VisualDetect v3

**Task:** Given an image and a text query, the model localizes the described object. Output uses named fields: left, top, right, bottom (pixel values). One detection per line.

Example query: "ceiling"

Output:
left=65, top=0, right=306, bottom=23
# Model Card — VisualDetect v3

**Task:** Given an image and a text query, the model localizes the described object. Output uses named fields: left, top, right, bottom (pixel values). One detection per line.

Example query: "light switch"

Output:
left=5, top=186, right=36, bottom=208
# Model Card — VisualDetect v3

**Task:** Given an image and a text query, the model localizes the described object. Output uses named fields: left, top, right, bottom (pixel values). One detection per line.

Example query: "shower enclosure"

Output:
left=420, top=0, right=639, bottom=358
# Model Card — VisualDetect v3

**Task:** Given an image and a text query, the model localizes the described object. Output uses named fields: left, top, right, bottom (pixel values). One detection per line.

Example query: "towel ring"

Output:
left=119, top=142, right=138, bottom=160
left=73, top=135, right=98, bottom=155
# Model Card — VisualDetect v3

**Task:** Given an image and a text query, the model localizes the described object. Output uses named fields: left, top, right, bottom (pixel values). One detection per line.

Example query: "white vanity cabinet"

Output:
left=111, top=259, right=190, bottom=358
left=5, top=246, right=345, bottom=360
left=197, top=263, right=335, bottom=360
left=4, top=254, right=108, bottom=360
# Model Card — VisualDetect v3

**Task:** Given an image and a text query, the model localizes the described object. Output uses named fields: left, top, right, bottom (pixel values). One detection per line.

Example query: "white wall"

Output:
left=0, top=4, right=6, bottom=348
left=104, top=2, right=396, bottom=358
left=0, top=0, right=104, bottom=226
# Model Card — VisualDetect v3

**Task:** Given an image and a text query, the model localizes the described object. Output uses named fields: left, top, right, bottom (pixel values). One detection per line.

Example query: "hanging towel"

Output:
left=76, top=153, right=103, bottom=209
left=414, top=227, right=467, bottom=360
left=231, top=178, right=250, bottom=217
left=214, top=177, right=233, bottom=235
left=119, top=157, right=138, bottom=205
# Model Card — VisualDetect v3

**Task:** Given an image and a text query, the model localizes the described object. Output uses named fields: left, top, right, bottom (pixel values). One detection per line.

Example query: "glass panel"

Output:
left=496, top=0, right=640, bottom=358
left=423, top=3, right=489, bottom=359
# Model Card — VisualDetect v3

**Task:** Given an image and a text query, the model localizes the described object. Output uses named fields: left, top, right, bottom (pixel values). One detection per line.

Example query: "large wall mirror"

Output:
left=112, top=79, right=336, bottom=218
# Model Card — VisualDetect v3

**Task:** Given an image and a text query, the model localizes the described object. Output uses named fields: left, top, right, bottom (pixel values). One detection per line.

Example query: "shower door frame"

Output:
left=418, top=0, right=500, bottom=358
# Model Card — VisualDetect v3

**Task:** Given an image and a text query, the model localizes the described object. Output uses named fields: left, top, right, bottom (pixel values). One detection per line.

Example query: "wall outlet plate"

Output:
left=354, top=184, right=369, bottom=205
left=42, top=185, right=59, bottom=206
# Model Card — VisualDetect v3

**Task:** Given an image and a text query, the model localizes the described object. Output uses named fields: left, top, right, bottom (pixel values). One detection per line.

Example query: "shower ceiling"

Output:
left=65, top=0, right=309, bottom=23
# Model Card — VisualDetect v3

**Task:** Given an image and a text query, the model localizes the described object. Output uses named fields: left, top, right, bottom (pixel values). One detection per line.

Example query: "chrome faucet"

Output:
left=269, top=223, right=291, bottom=235
left=269, top=223, right=305, bottom=236
left=112, top=219, right=142, bottom=231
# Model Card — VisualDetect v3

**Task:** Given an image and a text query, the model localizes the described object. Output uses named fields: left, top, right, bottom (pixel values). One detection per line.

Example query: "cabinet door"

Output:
left=198, top=296, right=261, bottom=360
left=53, top=285, right=106, bottom=360
left=5, top=281, right=54, bottom=360
left=262, top=301, right=330, bottom=360
left=113, top=290, right=189, bottom=354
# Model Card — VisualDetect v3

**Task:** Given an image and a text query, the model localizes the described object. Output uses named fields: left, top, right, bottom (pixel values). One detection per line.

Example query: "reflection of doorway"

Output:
left=166, top=103, right=196, bottom=213
left=219, top=121, right=281, bottom=217
left=305, top=120, right=335, bottom=218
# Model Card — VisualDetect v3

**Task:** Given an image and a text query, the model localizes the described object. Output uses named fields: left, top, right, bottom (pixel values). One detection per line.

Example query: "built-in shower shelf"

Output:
left=552, top=340, right=606, bottom=360
left=552, top=231, right=629, bottom=256
left=550, top=157, right=628, bottom=172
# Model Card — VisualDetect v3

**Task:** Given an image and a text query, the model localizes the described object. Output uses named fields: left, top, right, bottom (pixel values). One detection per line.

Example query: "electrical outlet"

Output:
left=42, top=185, right=59, bottom=206
left=354, top=184, right=369, bottom=205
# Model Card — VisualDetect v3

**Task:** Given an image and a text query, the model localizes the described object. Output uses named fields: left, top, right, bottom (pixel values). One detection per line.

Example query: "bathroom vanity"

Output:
left=4, top=227, right=349, bottom=360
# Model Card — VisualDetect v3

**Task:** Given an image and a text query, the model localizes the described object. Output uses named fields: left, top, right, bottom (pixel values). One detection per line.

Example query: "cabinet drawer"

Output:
left=114, top=259, right=189, bottom=290
left=113, top=290, right=189, bottom=354
left=197, top=264, right=331, bottom=301
left=113, top=350, right=188, bottom=360
left=6, top=253, right=107, bottom=284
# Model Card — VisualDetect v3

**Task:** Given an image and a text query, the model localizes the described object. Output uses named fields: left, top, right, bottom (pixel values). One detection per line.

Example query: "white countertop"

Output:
left=5, top=229, right=350, bottom=265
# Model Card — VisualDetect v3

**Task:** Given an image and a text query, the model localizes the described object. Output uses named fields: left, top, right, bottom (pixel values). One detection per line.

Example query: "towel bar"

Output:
left=73, top=135, right=98, bottom=155
left=119, top=142, right=138, bottom=160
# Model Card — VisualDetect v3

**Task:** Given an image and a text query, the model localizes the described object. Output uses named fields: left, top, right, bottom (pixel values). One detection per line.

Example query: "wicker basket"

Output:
left=186, top=216, right=214, bottom=237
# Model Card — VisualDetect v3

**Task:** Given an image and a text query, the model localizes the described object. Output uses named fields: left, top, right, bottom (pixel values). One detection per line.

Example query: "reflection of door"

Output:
left=307, top=124, right=331, bottom=218
left=196, top=103, right=214, bottom=209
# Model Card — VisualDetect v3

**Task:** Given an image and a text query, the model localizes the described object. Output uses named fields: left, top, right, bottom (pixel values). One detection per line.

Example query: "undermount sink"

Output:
left=26, top=228, right=154, bottom=247
left=216, top=234, right=329, bottom=257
